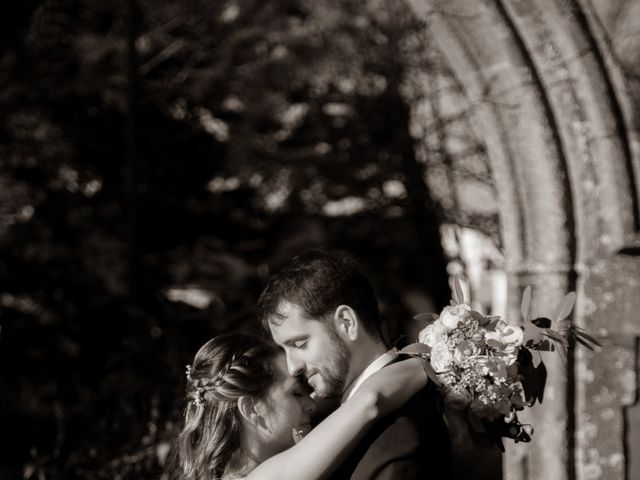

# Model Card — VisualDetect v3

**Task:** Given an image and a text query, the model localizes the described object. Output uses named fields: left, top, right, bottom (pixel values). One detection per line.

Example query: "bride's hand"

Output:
left=351, top=357, right=429, bottom=417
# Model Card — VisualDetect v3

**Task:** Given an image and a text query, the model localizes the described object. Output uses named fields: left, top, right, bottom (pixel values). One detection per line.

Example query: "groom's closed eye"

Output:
left=285, top=337, right=309, bottom=349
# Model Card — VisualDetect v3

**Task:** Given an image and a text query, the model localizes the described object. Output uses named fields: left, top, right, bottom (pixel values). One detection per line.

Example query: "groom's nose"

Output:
left=286, top=351, right=305, bottom=376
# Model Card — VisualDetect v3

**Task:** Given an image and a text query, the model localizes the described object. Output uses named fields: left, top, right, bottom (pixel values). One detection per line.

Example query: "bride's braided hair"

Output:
left=176, top=333, right=277, bottom=480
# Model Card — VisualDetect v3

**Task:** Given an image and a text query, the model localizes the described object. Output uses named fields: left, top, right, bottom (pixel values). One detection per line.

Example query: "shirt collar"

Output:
left=341, top=348, right=398, bottom=404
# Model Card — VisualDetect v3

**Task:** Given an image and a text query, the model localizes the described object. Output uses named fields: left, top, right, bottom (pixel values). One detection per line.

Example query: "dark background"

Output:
left=0, top=1, right=500, bottom=478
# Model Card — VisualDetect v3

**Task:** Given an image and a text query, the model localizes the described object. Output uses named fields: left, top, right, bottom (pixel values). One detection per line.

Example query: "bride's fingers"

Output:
left=292, top=424, right=312, bottom=444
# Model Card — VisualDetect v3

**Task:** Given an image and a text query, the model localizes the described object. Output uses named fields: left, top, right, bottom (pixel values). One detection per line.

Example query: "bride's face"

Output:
left=261, top=353, right=316, bottom=454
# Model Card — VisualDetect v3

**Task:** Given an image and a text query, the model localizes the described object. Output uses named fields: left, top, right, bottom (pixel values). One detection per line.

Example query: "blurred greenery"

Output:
left=0, top=0, right=499, bottom=478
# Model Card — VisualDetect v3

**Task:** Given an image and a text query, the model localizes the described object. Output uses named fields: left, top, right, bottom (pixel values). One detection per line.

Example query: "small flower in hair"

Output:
left=185, top=364, right=193, bottom=382
left=192, top=388, right=205, bottom=407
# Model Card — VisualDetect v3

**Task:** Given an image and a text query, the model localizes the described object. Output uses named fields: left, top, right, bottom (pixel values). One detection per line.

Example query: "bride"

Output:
left=174, top=333, right=431, bottom=480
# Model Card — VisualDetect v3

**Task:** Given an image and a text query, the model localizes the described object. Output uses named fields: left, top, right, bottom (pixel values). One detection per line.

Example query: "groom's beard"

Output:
left=312, top=325, right=351, bottom=399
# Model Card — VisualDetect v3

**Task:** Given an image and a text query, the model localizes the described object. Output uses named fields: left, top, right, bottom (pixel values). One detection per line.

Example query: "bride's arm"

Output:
left=246, top=356, right=429, bottom=480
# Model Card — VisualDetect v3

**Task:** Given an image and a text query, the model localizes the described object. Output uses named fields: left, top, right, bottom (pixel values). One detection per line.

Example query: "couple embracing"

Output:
left=175, top=250, right=453, bottom=480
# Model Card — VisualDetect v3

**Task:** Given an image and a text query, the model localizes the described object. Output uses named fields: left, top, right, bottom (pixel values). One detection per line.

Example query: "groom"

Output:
left=258, top=249, right=453, bottom=479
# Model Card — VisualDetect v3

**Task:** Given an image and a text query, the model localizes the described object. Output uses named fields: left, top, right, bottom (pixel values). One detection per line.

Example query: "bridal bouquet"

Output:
left=406, top=279, right=600, bottom=449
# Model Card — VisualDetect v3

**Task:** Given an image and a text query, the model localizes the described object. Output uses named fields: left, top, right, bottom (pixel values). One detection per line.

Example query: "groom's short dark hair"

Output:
left=258, top=249, right=381, bottom=338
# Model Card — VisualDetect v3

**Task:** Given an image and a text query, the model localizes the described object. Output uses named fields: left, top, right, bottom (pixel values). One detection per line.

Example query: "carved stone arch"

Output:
left=405, top=1, right=640, bottom=479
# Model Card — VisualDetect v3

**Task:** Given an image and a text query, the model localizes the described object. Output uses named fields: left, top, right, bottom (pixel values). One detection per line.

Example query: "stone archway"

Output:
left=405, top=0, right=640, bottom=479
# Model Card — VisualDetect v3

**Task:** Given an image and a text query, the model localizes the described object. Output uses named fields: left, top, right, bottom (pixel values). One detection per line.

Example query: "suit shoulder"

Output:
left=364, top=388, right=441, bottom=457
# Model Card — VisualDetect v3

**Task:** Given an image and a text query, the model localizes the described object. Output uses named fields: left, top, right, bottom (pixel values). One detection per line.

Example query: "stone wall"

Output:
left=405, top=0, right=640, bottom=478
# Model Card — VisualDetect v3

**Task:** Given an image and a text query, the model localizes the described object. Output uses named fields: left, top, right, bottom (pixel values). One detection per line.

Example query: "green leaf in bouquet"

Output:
left=551, top=339, right=567, bottom=367
left=553, top=292, right=576, bottom=323
left=517, top=347, right=533, bottom=366
left=400, top=342, right=431, bottom=356
left=527, top=339, right=556, bottom=351
left=474, top=312, right=494, bottom=326
left=423, top=362, right=442, bottom=387
left=520, top=358, right=547, bottom=404
left=531, top=317, right=552, bottom=329
left=556, top=318, right=572, bottom=336
left=486, top=339, right=504, bottom=350
left=453, top=276, right=465, bottom=305
left=543, top=329, right=569, bottom=349
left=520, top=285, right=532, bottom=322
left=516, top=427, right=532, bottom=443
left=543, top=330, right=569, bottom=367
left=523, top=320, right=546, bottom=346
left=488, top=358, right=507, bottom=380
left=569, top=326, right=602, bottom=351
left=413, top=313, right=439, bottom=324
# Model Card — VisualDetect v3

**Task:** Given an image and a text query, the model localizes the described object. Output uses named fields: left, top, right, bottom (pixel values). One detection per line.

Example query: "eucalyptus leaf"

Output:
left=400, top=342, right=431, bottom=356
left=423, top=361, right=443, bottom=386
left=572, top=327, right=602, bottom=348
left=552, top=339, right=567, bottom=368
left=543, top=330, right=569, bottom=348
left=574, top=335, right=596, bottom=350
left=413, top=313, right=439, bottom=323
left=553, top=292, right=576, bottom=323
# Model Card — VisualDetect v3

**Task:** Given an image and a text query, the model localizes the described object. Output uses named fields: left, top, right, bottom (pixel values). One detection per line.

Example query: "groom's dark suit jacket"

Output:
left=332, top=359, right=453, bottom=480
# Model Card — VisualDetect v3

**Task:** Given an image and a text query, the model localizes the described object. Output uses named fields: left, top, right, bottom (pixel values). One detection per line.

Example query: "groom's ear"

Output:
left=334, top=305, right=359, bottom=341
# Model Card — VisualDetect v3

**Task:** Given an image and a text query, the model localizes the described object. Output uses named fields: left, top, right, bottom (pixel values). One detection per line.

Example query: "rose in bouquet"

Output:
left=403, top=279, right=600, bottom=449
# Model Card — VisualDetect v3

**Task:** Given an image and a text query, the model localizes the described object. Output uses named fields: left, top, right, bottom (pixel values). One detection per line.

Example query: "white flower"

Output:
left=430, top=343, right=454, bottom=372
left=498, top=346, right=520, bottom=366
left=419, top=321, right=448, bottom=348
left=485, top=320, right=524, bottom=348
left=474, top=355, right=490, bottom=375
left=500, top=324, right=524, bottom=347
left=439, top=304, right=472, bottom=332
left=453, top=340, right=479, bottom=366
left=484, top=320, right=506, bottom=344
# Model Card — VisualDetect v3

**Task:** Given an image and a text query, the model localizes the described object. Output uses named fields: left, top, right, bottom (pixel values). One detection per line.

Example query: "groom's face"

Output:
left=269, top=301, right=351, bottom=399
